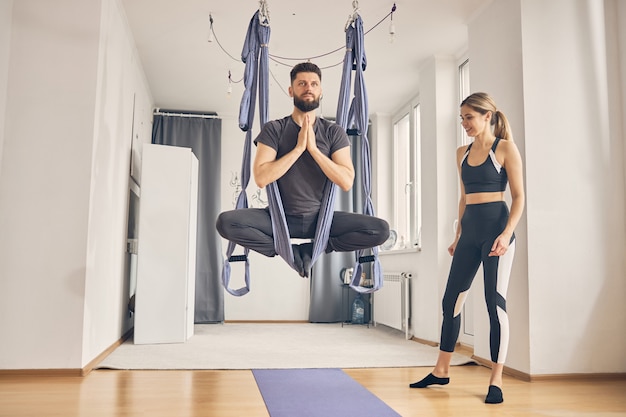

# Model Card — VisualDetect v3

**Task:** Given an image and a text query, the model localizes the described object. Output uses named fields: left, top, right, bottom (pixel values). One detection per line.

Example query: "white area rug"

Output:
left=97, top=323, right=474, bottom=370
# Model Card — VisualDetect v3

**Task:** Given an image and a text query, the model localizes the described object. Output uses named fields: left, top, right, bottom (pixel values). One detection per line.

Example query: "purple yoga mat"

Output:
left=252, top=368, right=402, bottom=417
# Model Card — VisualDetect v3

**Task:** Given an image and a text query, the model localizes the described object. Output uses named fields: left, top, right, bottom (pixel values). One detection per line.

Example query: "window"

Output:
left=458, top=57, right=475, bottom=341
left=459, top=59, right=471, bottom=146
left=412, top=104, right=422, bottom=247
left=391, top=99, right=421, bottom=250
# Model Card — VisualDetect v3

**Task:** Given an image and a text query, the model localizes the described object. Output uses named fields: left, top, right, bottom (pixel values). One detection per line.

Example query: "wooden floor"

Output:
left=1, top=365, right=625, bottom=417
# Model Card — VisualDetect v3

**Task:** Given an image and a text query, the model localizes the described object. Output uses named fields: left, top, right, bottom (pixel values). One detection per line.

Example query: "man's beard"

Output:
left=293, top=95, right=320, bottom=112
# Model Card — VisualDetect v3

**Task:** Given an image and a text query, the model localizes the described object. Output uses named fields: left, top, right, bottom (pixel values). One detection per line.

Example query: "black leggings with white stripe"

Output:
left=440, top=201, right=515, bottom=364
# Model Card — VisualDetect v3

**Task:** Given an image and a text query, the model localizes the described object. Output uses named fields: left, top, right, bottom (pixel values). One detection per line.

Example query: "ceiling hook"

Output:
left=258, top=0, right=270, bottom=26
left=345, top=0, right=360, bottom=31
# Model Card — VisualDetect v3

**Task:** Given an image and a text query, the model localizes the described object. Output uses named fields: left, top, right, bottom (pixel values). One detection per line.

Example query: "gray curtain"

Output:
left=152, top=114, right=224, bottom=323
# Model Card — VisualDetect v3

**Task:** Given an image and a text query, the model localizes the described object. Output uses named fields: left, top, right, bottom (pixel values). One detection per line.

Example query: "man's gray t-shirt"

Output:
left=254, top=116, right=350, bottom=216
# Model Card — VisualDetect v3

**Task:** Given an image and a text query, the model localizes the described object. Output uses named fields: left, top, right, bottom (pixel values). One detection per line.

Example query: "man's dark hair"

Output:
left=290, top=62, right=322, bottom=83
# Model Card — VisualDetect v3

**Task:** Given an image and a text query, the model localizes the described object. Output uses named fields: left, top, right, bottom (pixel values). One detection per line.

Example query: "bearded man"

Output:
left=216, top=62, right=389, bottom=277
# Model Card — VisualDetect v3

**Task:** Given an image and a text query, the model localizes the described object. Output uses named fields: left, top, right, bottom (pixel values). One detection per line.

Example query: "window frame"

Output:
left=457, top=56, right=475, bottom=343
left=458, top=58, right=472, bottom=146
left=389, top=95, right=422, bottom=251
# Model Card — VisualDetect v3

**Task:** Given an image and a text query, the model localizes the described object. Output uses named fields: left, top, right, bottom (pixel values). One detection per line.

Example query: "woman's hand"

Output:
left=489, top=232, right=512, bottom=257
left=448, top=239, right=459, bottom=256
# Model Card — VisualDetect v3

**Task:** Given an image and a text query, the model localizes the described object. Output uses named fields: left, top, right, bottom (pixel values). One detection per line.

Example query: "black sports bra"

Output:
left=461, top=138, right=508, bottom=194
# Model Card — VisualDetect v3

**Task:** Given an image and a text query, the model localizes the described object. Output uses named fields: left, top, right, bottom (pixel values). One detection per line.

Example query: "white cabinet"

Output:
left=134, top=144, right=198, bottom=344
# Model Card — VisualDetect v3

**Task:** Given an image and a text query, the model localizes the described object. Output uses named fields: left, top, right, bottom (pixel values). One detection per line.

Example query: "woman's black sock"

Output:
left=409, top=373, right=450, bottom=388
left=485, top=385, right=503, bottom=404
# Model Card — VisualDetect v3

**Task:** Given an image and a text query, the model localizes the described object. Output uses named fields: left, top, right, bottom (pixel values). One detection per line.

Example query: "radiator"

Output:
left=373, top=272, right=412, bottom=339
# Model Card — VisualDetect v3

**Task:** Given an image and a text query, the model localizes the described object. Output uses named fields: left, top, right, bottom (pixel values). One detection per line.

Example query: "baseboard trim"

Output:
left=409, top=339, right=474, bottom=354
left=528, top=372, right=626, bottom=381
left=0, top=368, right=84, bottom=377
left=224, top=320, right=310, bottom=324
left=470, top=354, right=626, bottom=382
left=455, top=342, right=474, bottom=357
left=410, top=336, right=438, bottom=347
left=82, top=328, right=134, bottom=376
left=0, top=328, right=134, bottom=378
left=471, top=354, right=531, bottom=381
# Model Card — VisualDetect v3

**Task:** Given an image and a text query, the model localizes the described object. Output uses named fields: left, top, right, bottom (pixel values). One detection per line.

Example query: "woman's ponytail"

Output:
left=493, top=110, right=512, bottom=140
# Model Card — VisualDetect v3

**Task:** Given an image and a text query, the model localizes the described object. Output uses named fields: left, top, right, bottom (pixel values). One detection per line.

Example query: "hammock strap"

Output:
left=267, top=179, right=337, bottom=270
left=336, top=15, right=383, bottom=294
left=222, top=11, right=269, bottom=296
left=222, top=10, right=337, bottom=293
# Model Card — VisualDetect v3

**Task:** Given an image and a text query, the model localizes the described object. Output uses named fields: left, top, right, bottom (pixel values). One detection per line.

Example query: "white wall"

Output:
left=378, top=56, right=459, bottom=343
left=521, top=0, right=625, bottom=375
left=617, top=0, right=626, bottom=195
left=379, top=0, right=626, bottom=377
left=82, top=0, right=153, bottom=366
left=0, top=0, right=153, bottom=370
left=467, top=0, right=531, bottom=374
left=0, top=0, right=101, bottom=370
left=468, top=0, right=626, bottom=375
left=607, top=0, right=626, bottom=212
left=0, top=0, right=12, bottom=175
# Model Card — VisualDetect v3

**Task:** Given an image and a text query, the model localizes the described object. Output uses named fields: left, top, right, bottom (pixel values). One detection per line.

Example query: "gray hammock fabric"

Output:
left=222, top=11, right=381, bottom=296
left=336, top=15, right=382, bottom=293
left=221, top=11, right=269, bottom=296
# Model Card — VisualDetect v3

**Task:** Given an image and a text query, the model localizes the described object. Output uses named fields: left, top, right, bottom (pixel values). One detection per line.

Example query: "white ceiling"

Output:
left=121, top=0, right=493, bottom=120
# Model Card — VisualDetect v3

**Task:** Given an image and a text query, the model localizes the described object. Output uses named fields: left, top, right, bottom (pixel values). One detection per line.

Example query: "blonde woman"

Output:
left=410, top=92, right=525, bottom=404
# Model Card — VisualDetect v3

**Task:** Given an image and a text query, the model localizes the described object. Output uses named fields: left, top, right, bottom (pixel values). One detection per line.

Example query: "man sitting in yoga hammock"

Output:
left=216, top=62, right=389, bottom=278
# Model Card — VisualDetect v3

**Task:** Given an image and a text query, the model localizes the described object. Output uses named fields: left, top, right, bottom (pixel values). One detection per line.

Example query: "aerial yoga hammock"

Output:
left=221, top=6, right=382, bottom=296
